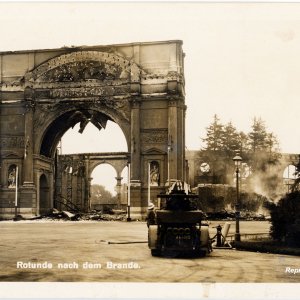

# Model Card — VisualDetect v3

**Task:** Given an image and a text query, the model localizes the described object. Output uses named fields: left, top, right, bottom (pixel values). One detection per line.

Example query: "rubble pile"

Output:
left=31, top=208, right=127, bottom=221
left=206, top=210, right=268, bottom=221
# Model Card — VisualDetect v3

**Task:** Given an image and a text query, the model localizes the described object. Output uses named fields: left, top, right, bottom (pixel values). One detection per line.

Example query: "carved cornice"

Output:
left=167, top=71, right=184, bottom=82
left=0, top=80, right=24, bottom=92
left=167, top=95, right=185, bottom=107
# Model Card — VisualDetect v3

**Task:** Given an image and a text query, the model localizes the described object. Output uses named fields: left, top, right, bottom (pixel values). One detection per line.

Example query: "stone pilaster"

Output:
left=168, top=98, right=178, bottom=181
left=115, top=175, right=123, bottom=208
left=84, top=157, right=90, bottom=212
left=23, top=101, right=35, bottom=187
left=130, top=99, right=141, bottom=180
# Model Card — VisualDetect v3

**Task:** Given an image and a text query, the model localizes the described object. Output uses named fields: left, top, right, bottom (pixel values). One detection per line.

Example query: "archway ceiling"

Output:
left=40, top=110, right=112, bottom=157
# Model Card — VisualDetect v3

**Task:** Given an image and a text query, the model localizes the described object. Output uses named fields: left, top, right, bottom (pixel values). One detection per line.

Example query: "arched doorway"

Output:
left=39, top=174, right=50, bottom=214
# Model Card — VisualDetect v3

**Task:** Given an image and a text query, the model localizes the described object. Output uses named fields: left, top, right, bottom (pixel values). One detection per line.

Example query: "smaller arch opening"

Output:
left=90, top=164, right=118, bottom=212
left=40, top=174, right=50, bottom=214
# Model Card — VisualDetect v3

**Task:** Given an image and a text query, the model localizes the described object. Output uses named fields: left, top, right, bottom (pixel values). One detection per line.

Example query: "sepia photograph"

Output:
left=0, top=1, right=299, bottom=299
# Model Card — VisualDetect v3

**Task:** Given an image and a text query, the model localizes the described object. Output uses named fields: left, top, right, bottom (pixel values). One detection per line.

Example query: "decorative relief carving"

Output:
left=141, top=130, right=168, bottom=144
left=167, top=71, right=184, bottom=82
left=33, top=102, right=65, bottom=131
left=37, top=60, right=126, bottom=83
left=26, top=51, right=144, bottom=84
left=48, top=85, right=130, bottom=99
left=142, top=74, right=166, bottom=80
left=24, top=100, right=36, bottom=112
left=0, top=136, right=25, bottom=148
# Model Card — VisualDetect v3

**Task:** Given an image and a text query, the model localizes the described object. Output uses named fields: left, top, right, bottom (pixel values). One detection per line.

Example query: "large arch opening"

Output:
left=40, top=109, right=129, bottom=158
left=45, top=112, right=129, bottom=213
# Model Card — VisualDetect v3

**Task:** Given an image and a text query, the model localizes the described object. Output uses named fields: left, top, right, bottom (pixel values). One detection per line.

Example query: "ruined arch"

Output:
left=89, top=159, right=128, bottom=180
left=0, top=41, right=186, bottom=219
left=27, top=51, right=136, bottom=157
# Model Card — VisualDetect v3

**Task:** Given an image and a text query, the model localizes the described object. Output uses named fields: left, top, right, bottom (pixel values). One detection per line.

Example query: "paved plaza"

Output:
left=0, top=220, right=299, bottom=283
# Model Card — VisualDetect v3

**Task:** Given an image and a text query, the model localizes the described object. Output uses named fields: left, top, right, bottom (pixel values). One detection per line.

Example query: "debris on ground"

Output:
left=13, top=214, right=26, bottom=221
left=206, top=210, right=268, bottom=221
left=24, top=208, right=128, bottom=222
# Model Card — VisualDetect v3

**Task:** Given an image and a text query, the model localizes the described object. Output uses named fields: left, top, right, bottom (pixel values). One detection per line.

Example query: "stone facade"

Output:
left=0, top=41, right=186, bottom=219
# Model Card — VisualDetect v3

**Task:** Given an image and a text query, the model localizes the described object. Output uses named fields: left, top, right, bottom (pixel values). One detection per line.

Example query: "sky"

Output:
left=2, top=2, right=300, bottom=191
left=1, top=2, right=300, bottom=153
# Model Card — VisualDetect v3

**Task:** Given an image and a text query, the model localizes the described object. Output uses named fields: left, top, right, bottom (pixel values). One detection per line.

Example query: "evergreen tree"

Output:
left=248, top=117, right=268, bottom=153
left=199, top=115, right=280, bottom=187
left=200, top=115, right=225, bottom=183
left=202, top=114, right=224, bottom=151
left=223, top=121, right=240, bottom=157
left=247, top=117, right=280, bottom=171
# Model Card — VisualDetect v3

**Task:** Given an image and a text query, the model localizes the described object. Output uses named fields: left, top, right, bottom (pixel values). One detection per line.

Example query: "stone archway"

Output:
left=0, top=41, right=186, bottom=219
left=56, top=152, right=129, bottom=212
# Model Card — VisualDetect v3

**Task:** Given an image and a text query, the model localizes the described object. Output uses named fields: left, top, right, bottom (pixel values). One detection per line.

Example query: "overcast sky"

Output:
left=1, top=2, right=300, bottom=154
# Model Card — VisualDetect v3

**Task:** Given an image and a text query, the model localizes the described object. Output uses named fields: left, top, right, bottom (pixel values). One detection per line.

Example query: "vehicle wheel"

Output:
left=198, top=250, right=207, bottom=257
left=151, top=249, right=161, bottom=257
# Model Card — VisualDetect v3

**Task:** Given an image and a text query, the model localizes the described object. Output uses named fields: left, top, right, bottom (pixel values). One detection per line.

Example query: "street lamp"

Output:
left=233, top=154, right=242, bottom=242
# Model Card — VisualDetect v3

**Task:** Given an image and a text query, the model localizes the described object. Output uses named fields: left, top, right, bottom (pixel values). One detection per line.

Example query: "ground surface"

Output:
left=0, top=220, right=299, bottom=282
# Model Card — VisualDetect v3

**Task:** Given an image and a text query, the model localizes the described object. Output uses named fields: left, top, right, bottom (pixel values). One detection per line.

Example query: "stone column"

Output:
left=183, top=105, right=187, bottom=182
left=176, top=101, right=185, bottom=181
left=168, top=98, right=178, bottom=181
left=129, top=98, right=142, bottom=218
left=130, top=99, right=141, bottom=180
left=23, top=100, right=35, bottom=187
left=87, top=177, right=92, bottom=212
left=84, top=157, right=90, bottom=212
left=36, top=170, right=40, bottom=215
left=115, top=175, right=123, bottom=209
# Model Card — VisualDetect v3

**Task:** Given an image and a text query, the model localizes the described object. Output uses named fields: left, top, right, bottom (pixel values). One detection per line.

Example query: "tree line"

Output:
left=200, top=114, right=281, bottom=189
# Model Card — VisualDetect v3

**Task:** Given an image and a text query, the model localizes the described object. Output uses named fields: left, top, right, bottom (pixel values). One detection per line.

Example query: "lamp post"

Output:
left=167, top=145, right=171, bottom=187
left=127, top=163, right=131, bottom=222
left=233, top=154, right=242, bottom=242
